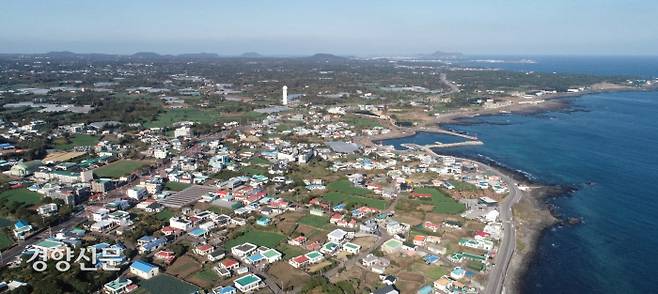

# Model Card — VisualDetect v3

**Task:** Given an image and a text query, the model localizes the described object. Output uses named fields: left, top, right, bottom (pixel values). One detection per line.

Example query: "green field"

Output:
left=414, top=187, right=466, bottom=214
left=156, top=209, right=175, bottom=221
left=138, top=274, right=199, bottom=294
left=0, top=231, right=14, bottom=250
left=193, top=266, right=219, bottom=283
left=322, top=191, right=388, bottom=210
left=0, top=188, right=41, bottom=205
left=343, top=115, right=382, bottom=128
left=53, top=134, right=99, bottom=150
left=144, top=109, right=222, bottom=128
left=298, top=215, right=330, bottom=228
left=165, top=181, right=191, bottom=191
left=224, top=230, right=286, bottom=250
left=449, top=180, right=479, bottom=191
left=94, top=160, right=150, bottom=178
left=276, top=243, right=305, bottom=258
left=327, top=179, right=371, bottom=196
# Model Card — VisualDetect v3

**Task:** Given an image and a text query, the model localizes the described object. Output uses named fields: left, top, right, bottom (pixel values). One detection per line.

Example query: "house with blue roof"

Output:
left=13, top=220, right=33, bottom=240
left=129, top=260, right=159, bottom=280
left=423, top=255, right=440, bottom=265
left=333, top=203, right=346, bottom=212
left=256, top=216, right=271, bottom=226
left=137, top=236, right=167, bottom=254
left=212, top=285, right=237, bottom=294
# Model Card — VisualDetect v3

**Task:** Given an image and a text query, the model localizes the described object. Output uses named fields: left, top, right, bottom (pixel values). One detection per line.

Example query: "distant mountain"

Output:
left=178, top=52, right=220, bottom=59
left=44, top=51, right=77, bottom=57
left=240, top=52, right=263, bottom=58
left=131, top=52, right=162, bottom=59
left=304, top=53, right=350, bottom=62
left=419, top=50, right=463, bottom=59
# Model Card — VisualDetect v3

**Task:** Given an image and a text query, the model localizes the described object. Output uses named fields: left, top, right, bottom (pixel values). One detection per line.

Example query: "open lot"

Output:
left=144, top=109, right=222, bottom=128
left=298, top=215, right=330, bottom=229
left=0, top=231, right=14, bottom=250
left=94, top=159, right=150, bottom=178
left=0, top=188, right=41, bottom=205
left=327, top=179, right=371, bottom=196
left=53, top=134, right=99, bottom=150
left=165, top=181, right=191, bottom=191
left=138, top=274, right=200, bottom=294
left=323, top=191, right=388, bottom=210
left=224, top=230, right=286, bottom=250
left=406, top=187, right=466, bottom=215
left=268, top=262, right=312, bottom=292
left=42, top=151, right=87, bottom=163
left=167, top=255, right=203, bottom=278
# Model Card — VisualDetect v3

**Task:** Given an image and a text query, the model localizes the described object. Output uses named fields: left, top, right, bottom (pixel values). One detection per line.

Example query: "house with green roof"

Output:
left=233, top=274, right=263, bottom=293
left=381, top=238, right=403, bottom=254
left=260, top=248, right=282, bottom=263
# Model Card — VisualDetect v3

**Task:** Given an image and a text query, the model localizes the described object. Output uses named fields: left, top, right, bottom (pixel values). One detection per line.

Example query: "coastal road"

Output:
left=410, top=144, right=522, bottom=294
left=481, top=164, right=523, bottom=294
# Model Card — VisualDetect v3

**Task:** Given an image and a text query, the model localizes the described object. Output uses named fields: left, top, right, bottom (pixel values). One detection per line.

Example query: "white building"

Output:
left=282, top=85, right=288, bottom=105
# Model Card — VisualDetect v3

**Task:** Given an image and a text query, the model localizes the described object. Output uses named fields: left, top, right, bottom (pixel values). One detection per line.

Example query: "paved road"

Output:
left=411, top=144, right=522, bottom=294
left=0, top=216, right=86, bottom=267
left=481, top=165, right=523, bottom=294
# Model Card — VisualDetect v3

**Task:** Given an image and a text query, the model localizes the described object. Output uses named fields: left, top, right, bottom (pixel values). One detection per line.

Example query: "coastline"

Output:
left=361, top=85, right=658, bottom=294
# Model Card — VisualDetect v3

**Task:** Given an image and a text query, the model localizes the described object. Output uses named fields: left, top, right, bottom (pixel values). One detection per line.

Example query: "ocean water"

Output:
left=459, top=55, right=658, bottom=78
left=379, top=90, right=658, bottom=293
left=445, top=91, right=658, bottom=293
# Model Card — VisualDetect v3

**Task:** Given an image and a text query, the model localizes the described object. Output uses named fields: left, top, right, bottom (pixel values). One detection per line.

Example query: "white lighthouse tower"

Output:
left=282, top=85, right=288, bottom=106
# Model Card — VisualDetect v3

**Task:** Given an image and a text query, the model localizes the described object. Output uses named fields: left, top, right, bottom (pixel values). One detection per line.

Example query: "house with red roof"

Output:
left=413, top=235, right=427, bottom=247
left=288, top=255, right=309, bottom=269
left=153, top=250, right=176, bottom=264
left=329, top=213, right=343, bottom=224
left=288, top=236, right=307, bottom=246
left=424, top=221, right=440, bottom=233
left=220, top=258, right=240, bottom=270
left=193, top=244, right=214, bottom=256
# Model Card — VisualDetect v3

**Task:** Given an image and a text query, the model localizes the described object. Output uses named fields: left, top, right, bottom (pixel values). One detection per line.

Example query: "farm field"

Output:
left=412, top=187, right=466, bottom=215
left=0, top=188, right=41, bottom=205
left=297, top=215, right=330, bottom=229
left=53, top=134, right=99, bottom=150
left=0, top=231, right=14, bottom=250
left=94, top=160, right=150, bottom=178
left=138, top=274, right=200, bottom=294
left=165, top=181, right=191, bottom=191
left=224, top=230, right=286, bottom=250
left=144, top=109, right=221, bottom=128
left=322, top=191, right=388, bottom=210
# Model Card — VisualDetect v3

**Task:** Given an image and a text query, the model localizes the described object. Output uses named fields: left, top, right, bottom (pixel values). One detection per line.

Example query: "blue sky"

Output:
left=1, top=0, right=656, bottom=55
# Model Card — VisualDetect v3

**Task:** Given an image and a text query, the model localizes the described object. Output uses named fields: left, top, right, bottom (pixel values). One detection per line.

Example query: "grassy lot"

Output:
left=343, top=115, right=382, bottom=128
left=224, top=230, right=286, bottom=250
left=0, top=188, right=41, bottom=205
left=138, top=274, right=200, bottom=294
left=192, top=266, right=219, bottom=283
left=53, top=134, right=99, bottom=150
left=144, top=109, right=221, bottom=128
left=276, top=243, right=305, bottom=258
left=323, top=191, right=388, bottom=210
left=0, top=231, right=14, bottom=250
left=414, top=187, right=466, bottom=215
left=450, top=180, right=479, bottom=191
left=298, top=215, right=330, bottom=229
left=165, top=181, right=191, bottom=191
left=240, top=166, right=268, bottom=176
left=156, top=209, right=175, bottom=221
left=94, top=160, right=150, bottom=178
left=326, top=179, right=371, bottom=196
left=249, top=157, right=270, bottom=165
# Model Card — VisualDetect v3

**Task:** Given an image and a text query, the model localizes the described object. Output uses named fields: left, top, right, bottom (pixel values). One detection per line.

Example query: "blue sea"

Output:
left=379, top=58, right=658, bottom=293
left=459, top=55, right=658, bottom=78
